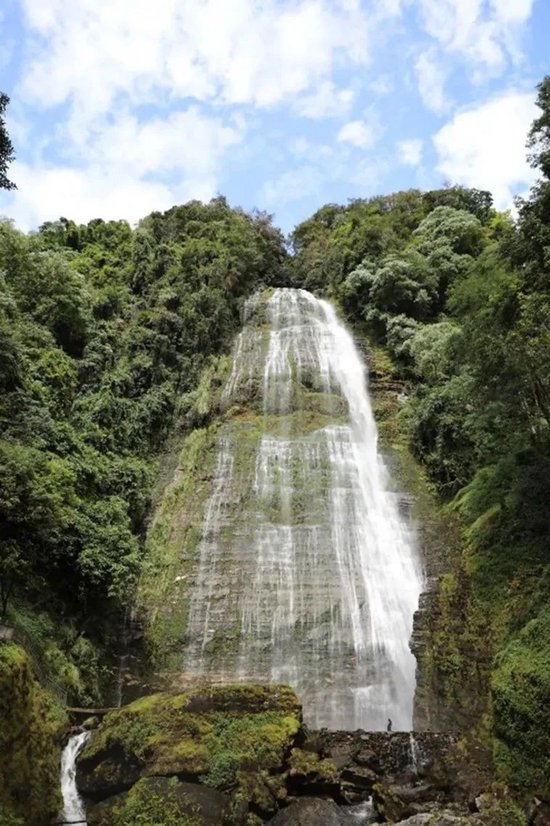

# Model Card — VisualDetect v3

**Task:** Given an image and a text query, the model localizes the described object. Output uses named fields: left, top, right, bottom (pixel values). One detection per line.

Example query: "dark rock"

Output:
left=374, top=780, right=443, bottom=822
left=266, top=797, right=352, bottom=825
left=77, top=684, right=301, bottom=810
left=286, top=748, right=342, bottom=798
left=340, top=765, right=378, bottom=790
left=87, top=776, right=230, bottom=825
left=318, top=730, right=458, bottom=779
left=529, top=797, right=550, bottom=826
left=355, top=747, right=378, bottom=768
left=394, top=813, right=479, bottom=825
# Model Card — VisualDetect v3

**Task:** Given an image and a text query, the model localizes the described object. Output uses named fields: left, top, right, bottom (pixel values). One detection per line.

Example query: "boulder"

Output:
left=266, top=797, right=353, bottom=825
left=88, top=776, right=230, bottom=825
left=78, top=683, right=301, bottom=815
left=395, top=813, right=479, bottom=825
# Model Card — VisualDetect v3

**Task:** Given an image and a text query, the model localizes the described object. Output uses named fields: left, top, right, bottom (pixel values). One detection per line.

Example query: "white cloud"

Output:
left=433, top=90, right=538, bottom=209
left=9, top=0, right=376, bottom=227
left=291, top=136, right=333, bottom=158
left=337, top=119, right=378, bottom=150
left=80, top=108, right=245, bottom=177
left=417, top=0, right=535, bottom=76
left=397, top=138, right=423, bottom=166
left=262, top=166, right=322, bottom=206
left=415, top=50, right=450, bottom=114
left=3, top=164, right=176, bottom=230
left=294, top=81, right=355, bottom=119
left=19, top=0, right=371, bottom=118
left=369, top=75, right=394, bottom=97
left=3, top=106, right=245, bottom=229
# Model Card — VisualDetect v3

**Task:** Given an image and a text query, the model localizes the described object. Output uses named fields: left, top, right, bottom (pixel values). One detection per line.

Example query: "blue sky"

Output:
left=1, top=0, right=549, bottom=234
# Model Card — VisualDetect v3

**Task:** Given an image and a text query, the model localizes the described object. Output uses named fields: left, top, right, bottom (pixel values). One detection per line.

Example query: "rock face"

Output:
left=266, top=797, right=370, bottom=825
left=78, top=684, right=301, bottom=823
left=75, top=684, right=529, bottom=825
left=0, top=643, right=67, bottom=825
left=140, top=289, right=423, bottom=732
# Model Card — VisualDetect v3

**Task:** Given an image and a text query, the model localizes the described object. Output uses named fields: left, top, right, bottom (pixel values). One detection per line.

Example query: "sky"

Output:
left=0, top=0, right=549, bottom=235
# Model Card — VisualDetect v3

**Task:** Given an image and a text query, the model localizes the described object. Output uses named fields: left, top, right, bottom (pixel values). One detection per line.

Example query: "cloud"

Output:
left=3, top=106, right=245, bottom=229
left=433, top=90, right=538, bottom=209
left=415, top=50, right=450, bottom=114
left=2, top=163, right=176, bottom=230
left=369, top=75, right=394, bottom=97
left=79, top=108, right=245, bottom=177
left=417, top=0, right=535, bottom=76
left=19, top=0, right=371, bottom=118
left=337, top=119, right=379, bottom=150
left=262, top=166, right=322, bottom=206
left=397, top=139, right=423, bottom=166
left=294, top=81, right=355, bottom=119
left=8, top=0, right=377, bottom=227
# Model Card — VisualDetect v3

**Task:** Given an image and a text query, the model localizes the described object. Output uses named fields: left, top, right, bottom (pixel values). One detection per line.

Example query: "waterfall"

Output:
left=60, top=731, right=90, bottom=824
left=182, top=288, right=423, bottom=730
left=409, top=732, right=421, bottom=773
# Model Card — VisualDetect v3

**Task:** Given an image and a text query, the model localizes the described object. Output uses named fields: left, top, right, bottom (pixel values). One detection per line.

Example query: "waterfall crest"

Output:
left=182, top=288, right=423, bottom=730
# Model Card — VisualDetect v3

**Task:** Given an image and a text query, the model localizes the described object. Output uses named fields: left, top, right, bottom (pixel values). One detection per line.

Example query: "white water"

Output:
left=183, top=288, right=423, bottom=730
left=409, top=732, right=422, bottom=772
left=346, top=798, right=377, bottom=823
left=60, top=731, right=90, bottom=824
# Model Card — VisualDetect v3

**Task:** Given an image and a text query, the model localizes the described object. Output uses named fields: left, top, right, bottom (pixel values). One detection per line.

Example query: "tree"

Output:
left=0, top=93, right=16, bottom=190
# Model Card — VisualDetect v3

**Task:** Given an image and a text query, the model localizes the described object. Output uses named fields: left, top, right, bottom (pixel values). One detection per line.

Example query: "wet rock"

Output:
left=87, top=776, right=230, bottom=825
left=340, top=765, right=378, bottom=791
left=78, top=684, right=301, bottom=808
left=395, top=813, right=479, bottom=825
left=266, top=797, right=353, bottom=825
left=355, top=747, right=378, bottom=768
left=528, top=797, right=550, bottom=826
left=286, top=748, right=342, bottom=798
left=374, top=780, right=443, bottom=822
left=81, top=716, right=100, bottom=730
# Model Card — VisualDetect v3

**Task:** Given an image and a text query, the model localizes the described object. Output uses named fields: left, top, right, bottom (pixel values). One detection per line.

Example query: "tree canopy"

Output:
left=0, top=93, right=16, bottom=191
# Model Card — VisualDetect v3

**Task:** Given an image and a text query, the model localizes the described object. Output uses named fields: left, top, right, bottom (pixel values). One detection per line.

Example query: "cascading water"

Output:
left=60, top=730, right=90, bottom=824
left=182, top=288, right=423, bottom=730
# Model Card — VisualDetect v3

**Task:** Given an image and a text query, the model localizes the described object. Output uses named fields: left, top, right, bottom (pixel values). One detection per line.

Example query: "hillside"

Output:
left=0, top=79, right=548, bottom=826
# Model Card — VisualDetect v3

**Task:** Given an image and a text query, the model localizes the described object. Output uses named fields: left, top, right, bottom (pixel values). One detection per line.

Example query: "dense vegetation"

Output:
left=0, top=93, right=16, bottom=192
left=0, top=198, right=286, bottom=705
left=290, top=77, right=550, bottom=797
left=0, top=78, right=548, bottom=822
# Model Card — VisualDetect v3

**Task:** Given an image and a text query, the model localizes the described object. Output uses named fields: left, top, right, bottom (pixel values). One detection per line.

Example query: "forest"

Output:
left=0, top=78, right=548, bottom=822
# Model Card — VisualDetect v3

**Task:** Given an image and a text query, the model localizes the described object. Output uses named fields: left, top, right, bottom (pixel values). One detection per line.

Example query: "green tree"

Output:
left=0, top=93, right=15, bottom=191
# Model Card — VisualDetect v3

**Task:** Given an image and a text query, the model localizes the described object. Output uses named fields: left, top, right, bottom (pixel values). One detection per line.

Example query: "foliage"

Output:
left=0, top=199, right=287, bottom=694
left=0, top=644, right=67, bottom=825
left=291, top=76, right=550, bottom=796
left=0, top=93, right=15, bottom=191
left=107, top=777, right=200, bottom=826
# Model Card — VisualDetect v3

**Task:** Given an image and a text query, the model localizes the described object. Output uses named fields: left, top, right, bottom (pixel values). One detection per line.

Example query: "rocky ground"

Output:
left=74, top=684, right=538, bottom=825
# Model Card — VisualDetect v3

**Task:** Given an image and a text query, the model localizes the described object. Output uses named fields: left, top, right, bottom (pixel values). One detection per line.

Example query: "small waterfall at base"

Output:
left=182, top=288, right=423, bottom=730
left=409, top=732, right=421, bottom=772
left=60, top=731, right=90, bottom=824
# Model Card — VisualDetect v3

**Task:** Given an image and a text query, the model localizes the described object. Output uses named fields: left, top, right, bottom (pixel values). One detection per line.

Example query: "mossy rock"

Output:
left=491, top=606, right=550, bottom=796
left=0, top=644, right=67, bottom=825
left=88, top=776, right=229, bottom=825
left=78, top=683, right=302, bottom=813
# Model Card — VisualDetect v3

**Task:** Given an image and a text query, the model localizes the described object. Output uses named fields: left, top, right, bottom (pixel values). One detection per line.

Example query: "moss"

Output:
left=491, top=607, right=550, bottom=796
left=90, top=777, right=202, bottom=826
left=80, top=685, right=300, bottom=824
left=81, top=684, right=301, bottom=793
left=0, top=644, right=68, bottom=825
left=137, top=423, right=220, bottom=666
left=287, top=748, right=340, bottom=783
